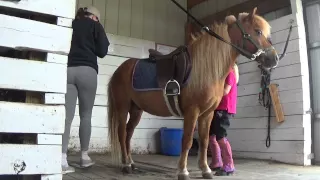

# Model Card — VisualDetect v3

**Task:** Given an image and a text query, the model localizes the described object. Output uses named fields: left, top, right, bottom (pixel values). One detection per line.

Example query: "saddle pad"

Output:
left=132, top=59, right=162, bottom=91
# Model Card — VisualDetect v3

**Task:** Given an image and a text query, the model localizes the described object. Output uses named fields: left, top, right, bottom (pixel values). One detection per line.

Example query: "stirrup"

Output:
left=164, top=79, right=180, bottom=96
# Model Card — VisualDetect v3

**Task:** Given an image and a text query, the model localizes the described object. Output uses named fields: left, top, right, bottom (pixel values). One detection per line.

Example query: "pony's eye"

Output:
left=256, top=30, right=263, bottom=36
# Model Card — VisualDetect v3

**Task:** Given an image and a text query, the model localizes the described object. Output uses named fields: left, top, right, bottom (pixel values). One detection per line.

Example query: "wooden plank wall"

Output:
left=76, top=0, right=187, bottom=47
left=193, top=0, right=311, bottom=165
left=190, top=0, right=312, bottom=165
left=189, top=0, right=248, bottom=19
left=68, top=34, right=184, bottom=154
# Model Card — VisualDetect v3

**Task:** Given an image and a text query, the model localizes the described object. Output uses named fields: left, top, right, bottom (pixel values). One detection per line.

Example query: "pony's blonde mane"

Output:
left=187, top=22, right=233, bottom=93
left=186, top=13, right=271, bottom=93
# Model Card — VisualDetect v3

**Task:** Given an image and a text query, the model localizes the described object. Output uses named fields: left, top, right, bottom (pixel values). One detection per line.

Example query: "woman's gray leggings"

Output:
left=62, top=66, right=97, bottom=153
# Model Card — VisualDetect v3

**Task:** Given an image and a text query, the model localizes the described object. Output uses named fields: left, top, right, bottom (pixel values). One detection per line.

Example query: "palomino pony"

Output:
left=107, top=8, right=279, bottom=180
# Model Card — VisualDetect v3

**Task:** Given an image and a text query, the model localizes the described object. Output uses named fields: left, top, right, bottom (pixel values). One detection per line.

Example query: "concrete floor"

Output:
left=64, top=154, right=320, bottom=180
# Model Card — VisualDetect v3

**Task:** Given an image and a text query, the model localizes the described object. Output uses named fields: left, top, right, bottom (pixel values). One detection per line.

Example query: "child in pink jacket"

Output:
left=209, top=64, right=239, bottom=176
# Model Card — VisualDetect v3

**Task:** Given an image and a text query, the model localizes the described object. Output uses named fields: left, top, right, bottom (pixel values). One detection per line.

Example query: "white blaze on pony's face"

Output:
left=226, top=7, right=279, bottom=70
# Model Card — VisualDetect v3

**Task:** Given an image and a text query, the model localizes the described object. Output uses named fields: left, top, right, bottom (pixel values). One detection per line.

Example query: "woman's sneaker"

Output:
left=62, top=165, right=75, bottom=174
left=80, top=158, right=95, bottom=168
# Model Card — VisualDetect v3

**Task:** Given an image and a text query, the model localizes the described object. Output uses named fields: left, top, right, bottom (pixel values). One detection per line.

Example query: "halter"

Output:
left=171, top=0, right=292, bottom=62
left=201, top=22, right=269, bottom=61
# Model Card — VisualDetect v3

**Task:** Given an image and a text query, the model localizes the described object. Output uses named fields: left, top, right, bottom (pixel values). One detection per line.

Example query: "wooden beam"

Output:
left=187, top=0, right=207, bottom=10
left=202, top=0, right=290, bottom=25
left=185, top=0, right=291, bottom=44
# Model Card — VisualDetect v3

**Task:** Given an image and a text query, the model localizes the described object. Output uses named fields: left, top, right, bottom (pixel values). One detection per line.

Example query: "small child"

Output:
left=208, top=64, right=239, bottom=176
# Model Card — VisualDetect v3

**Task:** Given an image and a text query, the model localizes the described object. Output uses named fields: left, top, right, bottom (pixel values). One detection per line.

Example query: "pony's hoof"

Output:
left=121, top=166, right=132, bottom=174
left=131, top=164, right=138, bottom=171
left=202, top=172, right=214, bottom=179
left=178, top=174, right=190, bottom=180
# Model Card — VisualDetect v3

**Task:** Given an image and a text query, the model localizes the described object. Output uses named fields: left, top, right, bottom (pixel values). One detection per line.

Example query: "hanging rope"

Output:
left=258, top=66, right=272, bottom=148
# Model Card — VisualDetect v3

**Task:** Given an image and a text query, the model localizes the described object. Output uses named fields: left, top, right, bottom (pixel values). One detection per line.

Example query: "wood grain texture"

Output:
left=76, top=0, right=187, bottom=46
left=0, top=0, right=76, bottom=18
left=187, top=0, right=206, bottom=9
left=142, top=0, right=156, bottom=41
left=93, top=0, right=107, bottom=27
left=105, top=0, right=119, bottom=34
left=0, top=144, right=61, bottom=175
left=118, top=0, right=132, bottom=37
left=0, top=14, right=72, bottom=55
left=0, top=102, right=65, bottom=134
left=37, top=134, right=62, bottom=145
left=0, top=57, right=67, bottom=93
left=130, top=0, right=144, bottom=39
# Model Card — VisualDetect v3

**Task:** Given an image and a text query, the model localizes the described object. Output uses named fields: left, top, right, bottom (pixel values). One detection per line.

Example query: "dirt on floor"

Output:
left=64, top=154, right=320, bottom=180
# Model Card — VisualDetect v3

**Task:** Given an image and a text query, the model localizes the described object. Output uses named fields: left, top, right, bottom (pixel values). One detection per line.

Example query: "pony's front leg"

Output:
left=177, top=111, right=198, bottom=180
left=197, top=111, right=214, bottom=179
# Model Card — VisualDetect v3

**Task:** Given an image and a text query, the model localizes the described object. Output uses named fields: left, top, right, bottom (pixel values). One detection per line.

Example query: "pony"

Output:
left=107, top=8, right=279, bottom=180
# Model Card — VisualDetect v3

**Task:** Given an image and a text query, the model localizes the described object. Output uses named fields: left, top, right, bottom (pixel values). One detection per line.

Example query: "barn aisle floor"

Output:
left=63, top=154, right=320, bottom=180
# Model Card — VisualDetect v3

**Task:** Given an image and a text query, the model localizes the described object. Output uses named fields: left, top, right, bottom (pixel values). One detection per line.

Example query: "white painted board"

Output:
left=233, top=151, right=308, bottom=165
left=69, top=137, right=158, bottom=154
left=106, top=33, right=155, bottom=58
left=0, top=0, right=76, bottom=19
left=41, top=174, right=63, bottom=180
left=230, top=114, right=310, bottom=129
left=229, top=140, right=307, bottom=154
left=44, top=93, right=108, bottom=106
left=70, top=127, right=159, bottom=139
left=74, top=105, right=180, bottom=120
left=37, top=134, right=62, bottom=145
left=0, top=144, right=61, bottom=175
left=0, top=14, right=72, bottom=55
left=0, top=101, right=65, bottom=134
left=72, top=115, right=183, bottom=128
left=0, top=57, right=67, bottom=93
left=47, top=53, right=68, bottom=65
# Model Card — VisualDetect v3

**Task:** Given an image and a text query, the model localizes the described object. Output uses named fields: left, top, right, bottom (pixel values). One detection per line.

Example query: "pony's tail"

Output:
left=107, top=74, right=121, bottom=166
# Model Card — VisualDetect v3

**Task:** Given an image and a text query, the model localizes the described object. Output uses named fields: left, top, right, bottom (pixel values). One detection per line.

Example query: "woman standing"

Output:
left=62, top=6, right=110, bottom=174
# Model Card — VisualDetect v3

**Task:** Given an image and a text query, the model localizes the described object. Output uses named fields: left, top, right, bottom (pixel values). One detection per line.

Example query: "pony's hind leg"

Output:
left=117, top=110, right=132, bottom=174
left=178, top=111, right=198, bottom=180
left=126, top=103, right=143, bottom=171
left=197, top=111, right=215, bottom=179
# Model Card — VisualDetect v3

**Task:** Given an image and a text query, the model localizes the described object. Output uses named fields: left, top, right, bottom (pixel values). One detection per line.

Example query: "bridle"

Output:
left=171, top=0, right=292, bottom=62
left=231, top=20, right=277, bottom=61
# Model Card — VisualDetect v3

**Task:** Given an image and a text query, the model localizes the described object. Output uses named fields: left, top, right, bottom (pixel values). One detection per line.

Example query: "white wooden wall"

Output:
left=68, top=34, right=184, bottom=153
left=230, top=0, right=312, bottom=165
left=0, top=0, right=76, bottom=179
left=190, top=0, right=291, bottom=22
left=190, top=0, right=247, bottom=19
left=76, top=0, right=187, bottom=47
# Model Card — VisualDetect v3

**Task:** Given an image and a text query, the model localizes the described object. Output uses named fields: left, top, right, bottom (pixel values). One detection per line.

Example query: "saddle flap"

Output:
left=156, top=46, right=191, bottom=88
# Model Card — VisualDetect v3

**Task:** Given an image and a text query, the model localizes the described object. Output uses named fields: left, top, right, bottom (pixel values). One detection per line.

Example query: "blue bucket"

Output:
left=160, top=127, right=183, bottom=156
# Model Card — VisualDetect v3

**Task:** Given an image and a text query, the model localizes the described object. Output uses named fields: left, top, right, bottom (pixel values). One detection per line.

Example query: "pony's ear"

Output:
left=249, top=7, right=258, bottom=22
left=225, top=15, right=236, bottom=25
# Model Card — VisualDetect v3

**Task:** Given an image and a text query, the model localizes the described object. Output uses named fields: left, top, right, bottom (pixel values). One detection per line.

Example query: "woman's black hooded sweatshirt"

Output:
left=68, top=17, right=110, bottom=74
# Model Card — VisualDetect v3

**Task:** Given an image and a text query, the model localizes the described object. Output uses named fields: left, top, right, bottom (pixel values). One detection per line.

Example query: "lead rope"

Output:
left=258, top=66, right=272, bottom=148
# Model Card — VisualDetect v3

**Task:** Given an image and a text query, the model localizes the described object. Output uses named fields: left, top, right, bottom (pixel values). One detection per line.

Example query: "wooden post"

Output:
left=0, top=0, right=75, bottom=179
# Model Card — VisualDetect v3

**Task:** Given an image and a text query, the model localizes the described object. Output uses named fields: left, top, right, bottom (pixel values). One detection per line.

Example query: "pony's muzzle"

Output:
left=259, top=47, right=279, bottom=69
